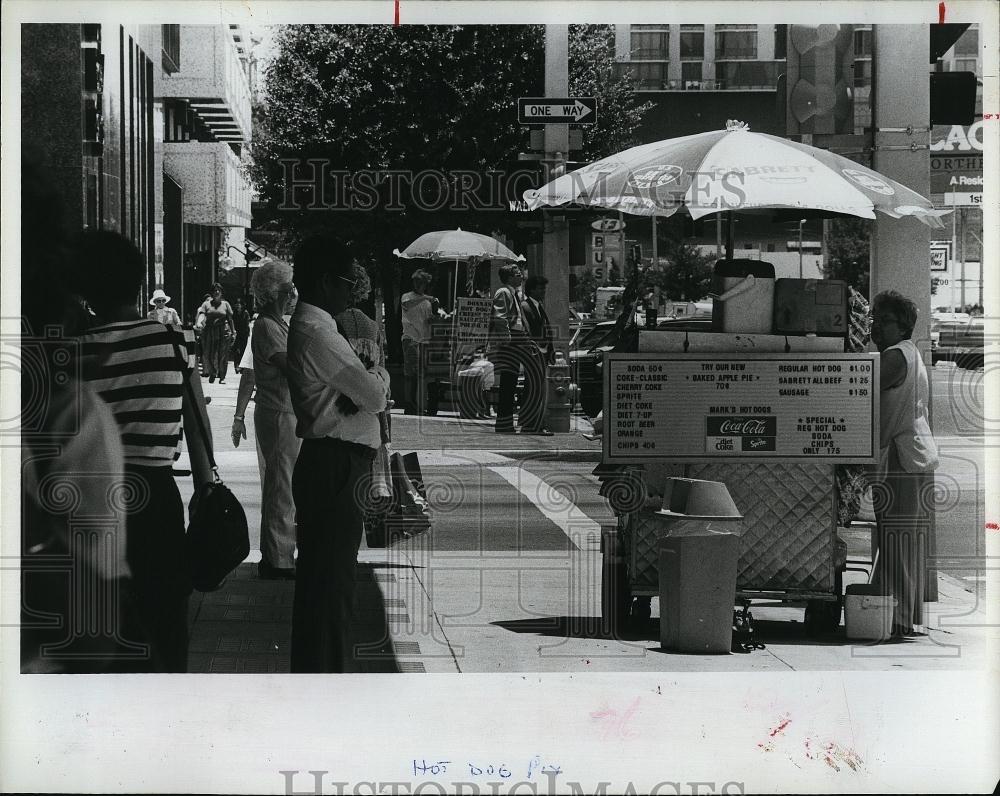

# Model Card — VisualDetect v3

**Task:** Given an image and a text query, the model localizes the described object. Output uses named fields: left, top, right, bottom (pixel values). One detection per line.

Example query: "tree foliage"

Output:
left=823, top=217, right=871, bottom=298
left=249, top=24, right=652, bottom=355
left=642, top=236, right=715, bottom=301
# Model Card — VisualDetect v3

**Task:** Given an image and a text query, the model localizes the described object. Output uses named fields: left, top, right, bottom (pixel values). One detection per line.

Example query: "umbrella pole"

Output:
left=453, top=259, right=460, bottom=311
left=725, top=211, right=735, bottom=260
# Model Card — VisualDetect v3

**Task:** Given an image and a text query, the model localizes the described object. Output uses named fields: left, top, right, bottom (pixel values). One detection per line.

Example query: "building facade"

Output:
left=21, top=22, right=253, bottom=321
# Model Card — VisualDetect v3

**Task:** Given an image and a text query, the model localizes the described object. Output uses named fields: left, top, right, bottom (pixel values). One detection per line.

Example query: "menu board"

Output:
left=603, top=353, right=879, bottom=464
left=453, top=297, right=493, bottom=343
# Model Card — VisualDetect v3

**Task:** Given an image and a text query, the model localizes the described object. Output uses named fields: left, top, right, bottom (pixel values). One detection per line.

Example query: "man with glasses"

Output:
left=286, top=235, right=390, bottom=672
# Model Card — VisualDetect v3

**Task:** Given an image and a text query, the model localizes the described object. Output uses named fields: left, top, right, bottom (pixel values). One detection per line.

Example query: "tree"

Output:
left=823, top=217, right=871, bottom=298
left=250, top=24, right=652, bottom=360
left=648, top=237, right=715, bottom=301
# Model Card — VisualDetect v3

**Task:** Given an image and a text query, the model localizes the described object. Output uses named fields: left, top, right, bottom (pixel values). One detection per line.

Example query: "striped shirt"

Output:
left=78, top=319, right=196, bottom=466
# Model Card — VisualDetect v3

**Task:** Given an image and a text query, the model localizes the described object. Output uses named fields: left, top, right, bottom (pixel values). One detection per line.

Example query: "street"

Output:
left=183, top=361, right=993, bottom=673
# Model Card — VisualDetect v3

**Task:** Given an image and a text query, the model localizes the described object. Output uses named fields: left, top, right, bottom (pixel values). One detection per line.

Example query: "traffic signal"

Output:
left=784, top=24, right=855, bottom=136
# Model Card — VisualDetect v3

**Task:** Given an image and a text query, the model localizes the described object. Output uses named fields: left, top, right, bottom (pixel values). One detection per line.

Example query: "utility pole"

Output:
left=869, top=24, right=936, bottom=601
left=540, top=25, right=571, bottom=346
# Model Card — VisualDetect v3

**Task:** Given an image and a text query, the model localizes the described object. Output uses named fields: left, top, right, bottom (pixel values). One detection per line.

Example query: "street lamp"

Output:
left=797, top=218, right=807, bottom=279
left=219, top=244, right=270, bottom=305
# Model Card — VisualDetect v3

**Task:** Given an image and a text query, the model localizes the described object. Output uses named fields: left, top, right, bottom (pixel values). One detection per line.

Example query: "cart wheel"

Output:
left=601, top=546, right=630, bottom=636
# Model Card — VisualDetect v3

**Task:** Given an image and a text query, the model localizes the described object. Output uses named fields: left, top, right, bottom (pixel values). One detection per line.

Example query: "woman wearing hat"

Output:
left=147, top=289, right=181, bottom=327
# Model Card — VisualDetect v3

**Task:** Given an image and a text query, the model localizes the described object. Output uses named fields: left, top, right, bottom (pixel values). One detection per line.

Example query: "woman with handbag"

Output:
left=75, top=231, right=214, bottom=672
left=869, top=290, right=939, bottom=638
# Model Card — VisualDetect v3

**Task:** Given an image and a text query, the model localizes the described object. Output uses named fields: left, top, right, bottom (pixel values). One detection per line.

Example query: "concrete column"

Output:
left=870, top=24, right=937, bottom=601
left=542, top=25, right=571, bottom=344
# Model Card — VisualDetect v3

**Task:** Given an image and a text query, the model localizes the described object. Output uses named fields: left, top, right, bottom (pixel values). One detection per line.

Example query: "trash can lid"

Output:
left=657, top=477, right=743, bottom=519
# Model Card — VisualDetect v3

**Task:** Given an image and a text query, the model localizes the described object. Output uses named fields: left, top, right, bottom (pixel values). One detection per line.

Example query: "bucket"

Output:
left=844, top=583, right=896, bottom=640
left=710, top=259, right=775, bottom=334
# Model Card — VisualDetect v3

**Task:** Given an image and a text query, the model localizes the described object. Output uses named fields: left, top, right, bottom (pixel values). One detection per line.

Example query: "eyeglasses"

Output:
left=335, top=275, right=358, bottom=289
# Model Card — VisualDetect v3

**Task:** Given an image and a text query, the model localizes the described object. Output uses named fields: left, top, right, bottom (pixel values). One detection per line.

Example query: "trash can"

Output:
left=654, top=477, right=743, bottom=654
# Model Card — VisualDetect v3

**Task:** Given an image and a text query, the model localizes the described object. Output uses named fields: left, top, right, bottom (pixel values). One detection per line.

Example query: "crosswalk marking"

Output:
left=489, top=466, right=602, bottom=544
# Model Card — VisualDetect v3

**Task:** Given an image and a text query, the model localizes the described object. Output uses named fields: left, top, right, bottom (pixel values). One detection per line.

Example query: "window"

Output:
left=681, top=61, right=703, bottom=86
left=630, top=24, right=670, bottom=90
left=161, top=24, right=180, bottom=74
left=632, top=62, right=669, bottom=91
left=716, top=60, right=780, bottom=90
left=773, top=25, right=787, bottom=60
left=680, top=25, right=704, bottom=59
left=954, top=27, right=978, bottom=56
left=954, top=57, right=978, bottom=73
left=853, top=59, right=872, bottom=88
left=715, top=24, right=757, bottom=60
left=853, top=27, right=873, bottom=57
left=630, top=26, right=669, bottom=60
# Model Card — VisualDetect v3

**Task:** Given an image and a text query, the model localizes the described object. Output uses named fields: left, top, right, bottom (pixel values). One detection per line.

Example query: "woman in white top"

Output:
left=869, top=290, right=939, bottom=638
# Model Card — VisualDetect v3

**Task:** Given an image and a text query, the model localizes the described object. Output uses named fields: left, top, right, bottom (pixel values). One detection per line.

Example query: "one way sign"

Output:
left=518, top=97, right=597, bottom=125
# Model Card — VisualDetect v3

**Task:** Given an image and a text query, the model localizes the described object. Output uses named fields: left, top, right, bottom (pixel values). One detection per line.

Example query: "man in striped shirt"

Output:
left=76, top=231, right=214, bottom=672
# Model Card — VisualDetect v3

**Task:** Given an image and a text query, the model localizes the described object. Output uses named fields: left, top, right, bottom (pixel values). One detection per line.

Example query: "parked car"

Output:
left=932, top=316, right=985, bottom=369
left=571, top=321, right=620, bottom=417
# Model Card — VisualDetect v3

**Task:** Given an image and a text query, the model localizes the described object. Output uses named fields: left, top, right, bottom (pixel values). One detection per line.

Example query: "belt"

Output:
left=301, top=436, right=375, bottom=456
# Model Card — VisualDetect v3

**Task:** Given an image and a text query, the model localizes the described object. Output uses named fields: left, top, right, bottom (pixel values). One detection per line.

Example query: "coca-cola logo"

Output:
left=719, top=419, right=767, bottom=435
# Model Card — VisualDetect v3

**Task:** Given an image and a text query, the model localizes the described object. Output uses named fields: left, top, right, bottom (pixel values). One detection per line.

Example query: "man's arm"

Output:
left=309, top=333, right=389, bottom=413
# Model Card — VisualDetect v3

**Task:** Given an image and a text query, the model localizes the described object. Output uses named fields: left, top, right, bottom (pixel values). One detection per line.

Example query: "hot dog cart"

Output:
left=597, top=272, right=879, bottom=635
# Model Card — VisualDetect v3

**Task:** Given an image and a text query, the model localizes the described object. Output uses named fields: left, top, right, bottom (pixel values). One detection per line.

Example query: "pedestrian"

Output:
left=231, top=295, right=252, bottom=371
left=147, top=288, right=181, bottom=326
left=75, top=230, right=215, bottom=672
left=400, top=269, right=442, bottom=415
left=489, top=263, right=532, bottom=434
left=286, top=235, right=391, bottom=673
left=869, top=289, right=939, bottom=638
left=196, top=283, right=235, bottom=383
left=231, top=260, right=300, bottom=580
left=519, top=275, right=555, bottom=436
left=20, top=151, right=132, bottom=673
left=335, top=263, right=394, bottom=520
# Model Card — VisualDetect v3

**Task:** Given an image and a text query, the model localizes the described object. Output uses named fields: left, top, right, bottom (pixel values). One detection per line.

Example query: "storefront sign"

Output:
left=603, top=353, right=879, bottom=463
left=930, top=122, right=983, bottom=205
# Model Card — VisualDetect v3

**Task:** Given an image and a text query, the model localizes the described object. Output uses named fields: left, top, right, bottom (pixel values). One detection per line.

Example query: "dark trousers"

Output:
left=119, top=464, right=192, bottom=672
left=494, top=341, right=545, bottom=430
left=291, top=437, right=376, bottom=673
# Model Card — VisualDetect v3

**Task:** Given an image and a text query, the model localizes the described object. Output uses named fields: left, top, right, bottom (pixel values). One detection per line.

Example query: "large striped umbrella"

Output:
left=523, top=121, right=950, bottom=229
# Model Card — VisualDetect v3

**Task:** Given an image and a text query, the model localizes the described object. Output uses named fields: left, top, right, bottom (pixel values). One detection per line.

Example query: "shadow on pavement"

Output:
left=492, top=615, right=656, bottom=643
left=187, top=563, right=401, bottom=673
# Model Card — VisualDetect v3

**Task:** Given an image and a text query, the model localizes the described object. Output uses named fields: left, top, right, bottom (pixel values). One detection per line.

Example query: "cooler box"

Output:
left=844, top=583, right=896, bottom=640
left=710, top=259, right=775, bottom=334
left=773, top=279, right=848, bottom=336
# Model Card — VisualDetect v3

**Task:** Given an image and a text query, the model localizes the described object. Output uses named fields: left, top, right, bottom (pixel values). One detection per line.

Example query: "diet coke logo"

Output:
left=719, top=419, right=768, bottom=435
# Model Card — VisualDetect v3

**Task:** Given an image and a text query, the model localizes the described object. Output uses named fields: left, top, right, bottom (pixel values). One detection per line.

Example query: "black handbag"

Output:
left=174, top=340, right=250, bottom=591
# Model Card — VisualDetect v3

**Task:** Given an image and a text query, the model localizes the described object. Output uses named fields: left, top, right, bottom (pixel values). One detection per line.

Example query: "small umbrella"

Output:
left=524, top=121, right=950, bottom=232
left=393, top=228, right=525, bottom=307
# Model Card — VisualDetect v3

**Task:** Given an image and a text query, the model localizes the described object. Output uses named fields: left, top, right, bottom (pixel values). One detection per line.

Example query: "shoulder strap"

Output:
left=171, top=333, right=220, bottom=481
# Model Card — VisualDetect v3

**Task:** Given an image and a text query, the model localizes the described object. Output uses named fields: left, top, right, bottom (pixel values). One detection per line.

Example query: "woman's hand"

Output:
left=231, top=417, right=246, bottom=447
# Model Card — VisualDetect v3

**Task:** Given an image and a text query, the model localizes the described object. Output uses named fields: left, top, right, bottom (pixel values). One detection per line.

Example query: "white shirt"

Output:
left=880, top=338, right=938, bottom=472
left=287, top=302, right=390, bottom=449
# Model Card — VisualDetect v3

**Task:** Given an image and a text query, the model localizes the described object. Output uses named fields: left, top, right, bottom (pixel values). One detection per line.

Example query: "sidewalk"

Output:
left=185, top=378, right=993, bottom=673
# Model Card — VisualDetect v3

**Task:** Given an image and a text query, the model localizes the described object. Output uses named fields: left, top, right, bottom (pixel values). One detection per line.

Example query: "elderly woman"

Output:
left=231, top=261, right=300, bottom=579
left=196, top=283, right=235, bottom=383
left=335, top=264, right=393, bottom=516
left=869, top=290, right=939, bottom=638
left=148, top=289, right=181, bottom=326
